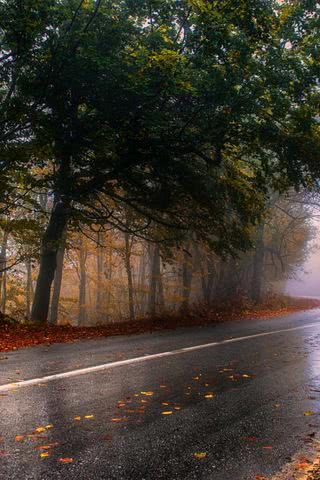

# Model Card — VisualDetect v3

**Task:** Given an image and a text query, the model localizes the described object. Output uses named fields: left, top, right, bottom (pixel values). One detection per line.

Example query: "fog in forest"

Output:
left=286, top=220, right=320, bottom=299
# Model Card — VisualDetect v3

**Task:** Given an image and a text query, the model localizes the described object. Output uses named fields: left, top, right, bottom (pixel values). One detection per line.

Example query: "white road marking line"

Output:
left=1, top=321, right=320, bottom=393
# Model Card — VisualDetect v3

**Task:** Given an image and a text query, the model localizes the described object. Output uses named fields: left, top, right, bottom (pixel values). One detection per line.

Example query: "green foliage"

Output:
left=0, top=0, right=319, bottom=257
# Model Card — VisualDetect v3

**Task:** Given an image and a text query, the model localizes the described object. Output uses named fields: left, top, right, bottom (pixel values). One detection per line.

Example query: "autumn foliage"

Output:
left=0, top=295, right=319, bottom=352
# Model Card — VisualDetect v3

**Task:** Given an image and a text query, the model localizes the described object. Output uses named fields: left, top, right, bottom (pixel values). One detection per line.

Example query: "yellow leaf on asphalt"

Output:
left=174, top=406, right=181, bottom=410
left=193, top=452, right=207, bottom=459
left=40, top=452, right=49, bottom=458
left=161, top=411, right=173, bottom=415
left=35, top=443, right=58, bottom=450
left=15, top=435, right=24, bottom=442
left=304, top=411, right=314, bottom=416
left=141, top=391, right=153, bottom=396
left=84, top=415, right=94, bottom=419
left=242, top=374, right=250, bottom=378
left=35, top=427, right=46, bottom=433
left=74, top=416, right=81, bottom=421
left=162, top=402, right=169, bottom=406
left=204, top=392, right=215, bottom=399
left=45, top=425, right=53, bottom=429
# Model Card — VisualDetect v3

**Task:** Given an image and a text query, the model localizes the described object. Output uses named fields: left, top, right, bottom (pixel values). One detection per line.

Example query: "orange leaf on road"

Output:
left=193, top=452, right=207, bottom=459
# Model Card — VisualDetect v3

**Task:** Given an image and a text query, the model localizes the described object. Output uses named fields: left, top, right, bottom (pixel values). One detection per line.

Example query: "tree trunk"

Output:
left=78, top=236, right=87, bottom=326
left=124, top=232, right=135, bottom=321
left=25, top=259, right=32, bottom=320
left=1, top=270, right=6, bottom=314
left=31, top=196, right=70, bottom=324
left=137, top=247, right=147, bottom=315
left=157, top=258, right=164, bottom=311
left=206, top=257, right=215, bottom=304
left=105, top=246, right=113, bottom=322
left=148, top=244, right=158, bottom=316
left=0, top=231, right=9, bottom=314
left=49, top=230, right=67, bottom=325
left=193, top=241, right=215, bottom=305
left=251, top=223, right=265, bottom=304
left=181, top=246, right=193, bottom=310
left=96, top=231, right=104, bottom=322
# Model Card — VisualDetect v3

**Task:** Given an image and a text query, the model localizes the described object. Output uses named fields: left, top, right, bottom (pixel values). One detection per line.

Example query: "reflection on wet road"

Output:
left=2, top=309, right=320, bottom=479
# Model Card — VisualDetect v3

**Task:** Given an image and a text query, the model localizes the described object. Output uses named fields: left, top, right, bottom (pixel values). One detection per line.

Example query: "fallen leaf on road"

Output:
left=35, top=427, right=46, bottom=433
left=28, top=434, right=48, bottom=440
left=15, top=435, right=24, bottom=442
left=40, top=452, right=49, bottom=458
left=45, top=425, right=53, bottom=429
left=262, top=446, right=273, bottom=450
left=35, top=443, right=59, bottom=450
left=161, top=411, right=173, bottom=415
left=58, top=458, right=73, bottom=464
left=84, top=415, right=94, bottom=419
left=204, top=393, right=215, bottom=399
left=74, top=416, right=81, bottom=421
left=141, top=392, right=153, bottom=396
left=242, top=374, right=251, bottom=378
left=304, top=411, right=314, bottom=416
left=193, top=452, right=207, bottom=459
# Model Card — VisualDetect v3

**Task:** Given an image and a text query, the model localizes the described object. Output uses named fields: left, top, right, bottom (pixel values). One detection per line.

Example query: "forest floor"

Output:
left=1, top=295, right=320, bottom=352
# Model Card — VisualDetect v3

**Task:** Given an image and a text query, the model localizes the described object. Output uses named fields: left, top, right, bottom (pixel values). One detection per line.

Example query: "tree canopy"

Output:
left=0, top=0, right=319, bottom=323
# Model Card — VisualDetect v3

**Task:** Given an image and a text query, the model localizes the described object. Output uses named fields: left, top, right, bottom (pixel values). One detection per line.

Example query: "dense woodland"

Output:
left=0, top=0, right=319, bottom=326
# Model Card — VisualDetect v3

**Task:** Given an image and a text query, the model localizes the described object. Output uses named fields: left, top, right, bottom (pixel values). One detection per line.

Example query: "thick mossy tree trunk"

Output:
left=251, top=223, right=265, bottom=304
left=49, top=230, right=67, bottom=325
left=31, top=196, right=70, bottom=324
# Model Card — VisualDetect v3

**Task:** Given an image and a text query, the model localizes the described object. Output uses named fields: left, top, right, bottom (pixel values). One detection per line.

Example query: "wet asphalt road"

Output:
left=2, top=310, right=320, bottom=479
